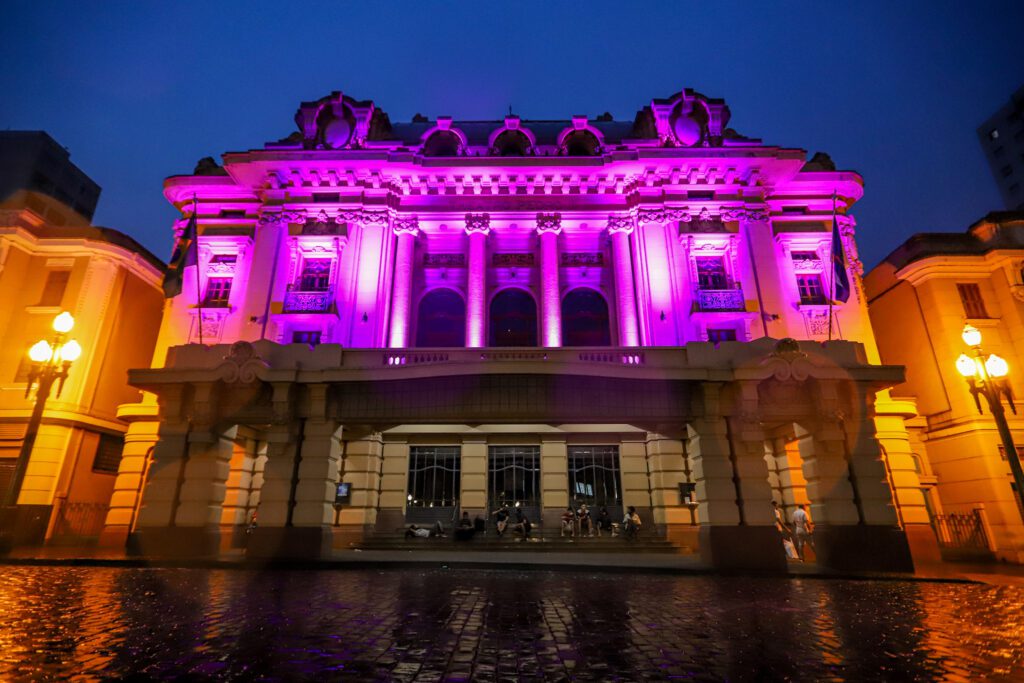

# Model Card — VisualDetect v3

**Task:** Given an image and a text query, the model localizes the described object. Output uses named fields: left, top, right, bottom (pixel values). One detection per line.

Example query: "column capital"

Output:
left=607, top=214, right=635, bottom=235
left=391, top=214, right=419, bottom=237
left=257, top=209, right=303, bottom=227
left=536, top=213, right=562, bottom=235
left=464, top=213, right=491, bottom=235
left=722, top=205, right=771, bottom=223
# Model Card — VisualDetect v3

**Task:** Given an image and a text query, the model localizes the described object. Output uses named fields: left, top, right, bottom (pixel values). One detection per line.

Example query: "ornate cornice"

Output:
left=391, top=215, right=419, bottom=236
left=464, top=213, right=491, bottom=235
left=607, top=214, right=635, bottom=235
left=535, top=213, right=562, bottom=235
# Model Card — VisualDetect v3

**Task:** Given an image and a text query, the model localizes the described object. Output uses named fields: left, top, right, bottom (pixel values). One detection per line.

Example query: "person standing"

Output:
left=791, top=504, right=815, bottom=561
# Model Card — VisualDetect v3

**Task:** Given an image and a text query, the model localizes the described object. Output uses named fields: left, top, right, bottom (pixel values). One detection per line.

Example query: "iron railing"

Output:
left=51, top=502, right=108, bottom=541
left=695, top=288, right=745, bottom=312
left=932, top=508, right=995, bottom=561
left=283, top=290, right=333, bottom=313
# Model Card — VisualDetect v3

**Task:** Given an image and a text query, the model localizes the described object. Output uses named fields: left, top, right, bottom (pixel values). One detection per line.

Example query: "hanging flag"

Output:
left=162, top=210, right=198, bottom=298
left=831, top=213, right=851, bottom=304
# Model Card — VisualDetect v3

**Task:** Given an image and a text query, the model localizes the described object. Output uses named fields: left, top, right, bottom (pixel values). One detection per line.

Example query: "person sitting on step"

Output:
left=561, top=507, right=576, bottom=538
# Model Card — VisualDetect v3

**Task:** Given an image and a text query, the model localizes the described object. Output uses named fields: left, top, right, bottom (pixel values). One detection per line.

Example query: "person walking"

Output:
left=791, top=504, right=816, bottom=561
left=773, top=500, right=798, bottom=560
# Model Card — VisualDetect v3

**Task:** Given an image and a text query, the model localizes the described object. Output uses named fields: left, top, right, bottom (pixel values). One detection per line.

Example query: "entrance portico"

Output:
left=106, top=337, right=914, bottom=572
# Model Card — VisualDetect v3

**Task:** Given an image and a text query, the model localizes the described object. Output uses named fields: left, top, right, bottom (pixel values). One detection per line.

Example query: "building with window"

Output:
left=103, top=89, right=933, bottom=571
left=0, top=188, right=165, bottom=545
left=866, top=210, right=1024, bottom=563
left=978, top=85, right=1024, bottom=211
left=0, top=131, right=102, bottom=223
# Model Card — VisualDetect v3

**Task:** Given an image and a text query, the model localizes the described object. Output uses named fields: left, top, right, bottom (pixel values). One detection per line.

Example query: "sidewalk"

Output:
left=6, top=545, right=1022, bottom=584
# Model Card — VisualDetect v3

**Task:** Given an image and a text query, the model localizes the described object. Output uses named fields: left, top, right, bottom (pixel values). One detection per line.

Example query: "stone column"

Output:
left=607, top=215, right=640, bottom=347
left=687, top=383, right=786, bottom=571
left=377, top=438, right=410, bottom=530
left=464, top=214, right=490, bottom=348
left=460, top=438, right=488, bottom=518
left=619, top=437, right=651, bottom=521
left=99, top=400, right=160, bottom=548
left=387, top=216, right=419, bottom=348
left=174, top=426, right=236, bottom=547
left=250, top=384, right=344, bottom=559
left=536, top=214, right=562, bottom=347
left=645, top=433, right=696, bottom=547
left=873, top=394, right=942, bottom=563
left=540, top=437, right=568, bottom=532
left=802, top=380, right=913, bottom=572
left=336, top=432, right=384, bottom=546
left=735, top=206, right=787, bottom=339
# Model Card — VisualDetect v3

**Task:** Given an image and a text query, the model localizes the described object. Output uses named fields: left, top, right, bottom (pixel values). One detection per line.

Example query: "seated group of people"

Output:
left=404, top=504, right=644, bottom=541
left=562, top=505, right=641, bottom=539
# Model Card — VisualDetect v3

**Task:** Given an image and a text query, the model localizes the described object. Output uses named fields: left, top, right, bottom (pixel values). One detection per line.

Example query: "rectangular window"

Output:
left=407, top=446, right=461, bottom=508
left=695, top=257, right=729, bottom=289
left=92, top=433, right=125, bottom=473
left=707, top=328, right=737, bottom=343
left=203, top=277, right=233, bottom=307
left=796, top=274, right=827, bottom=305
left=488, top=446, right=540, bottom=508
left=291, top=331, right=321, bottom=346
left=956, top=283, right=988, bottom=319
left=38, top=270, right=70, bottom=306
left=299, top=259, right=331, bottom=292
left=568, top=446, right=622, bottom=511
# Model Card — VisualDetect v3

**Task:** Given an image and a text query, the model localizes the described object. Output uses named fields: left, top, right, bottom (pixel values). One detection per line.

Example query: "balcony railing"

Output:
left=283, top=290, right=333, bottom=313
left=695, top=288, right=745, bottom=312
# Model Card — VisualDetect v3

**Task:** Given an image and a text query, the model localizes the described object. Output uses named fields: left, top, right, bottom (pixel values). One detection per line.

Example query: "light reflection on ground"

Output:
left=0, top=566, right=1022, bottom=681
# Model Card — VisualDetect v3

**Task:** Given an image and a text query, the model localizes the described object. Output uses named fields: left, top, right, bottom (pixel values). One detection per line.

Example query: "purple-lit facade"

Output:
left=104, top=90, right=934, bottom=571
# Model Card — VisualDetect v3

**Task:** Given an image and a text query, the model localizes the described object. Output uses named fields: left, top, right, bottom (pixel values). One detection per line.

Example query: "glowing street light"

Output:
left=955, top=324, right=1024, bottom=521
left=1, top=312, right=84, bottom=550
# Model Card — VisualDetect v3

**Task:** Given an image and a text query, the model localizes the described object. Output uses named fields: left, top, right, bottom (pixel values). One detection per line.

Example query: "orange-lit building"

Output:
left=866, top=210, right=1024, bottom=563
left=0, top=186, right=165, bottom=545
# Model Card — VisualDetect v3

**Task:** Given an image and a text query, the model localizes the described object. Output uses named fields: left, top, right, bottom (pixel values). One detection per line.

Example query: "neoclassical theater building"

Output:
left=101, top=89, right=934, bottom=571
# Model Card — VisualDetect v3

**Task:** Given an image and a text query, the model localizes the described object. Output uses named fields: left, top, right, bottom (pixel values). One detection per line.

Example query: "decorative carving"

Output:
left=192, top=309, right=228, bottom=343
left=424, top=253, right=466, bottom=268
left=392, top=215, right=419, bottom=236
left=536, top=213, right=562, bottom=234
left=798, top=307, right=831, bottom=337
left=561, top=252, right=604, bottom=267
left=607, top=214, right=635, bottom=234
left=300, top=209, right=347, bottom=236
left=637, top=207, right=686, bottom=225
left=359, top=210, right=389, bottom=226
left=206, top=261, right=237, bottom=276
left=465, top=213, right=491, bottom=234
left=760, top=338, right=814, bottom=381
left=218, top=341, right=268, bottom=384
left=258, top=210, right=303, bottom=226
left=688, top=207, right=726, bottom=233
left=492, top=253, right=535, bottom=267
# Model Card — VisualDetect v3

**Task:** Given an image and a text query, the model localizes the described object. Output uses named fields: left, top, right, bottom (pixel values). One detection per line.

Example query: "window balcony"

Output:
left=694, top=288, right=745, bottom=312
left=283, top=290, right=333, bottom=313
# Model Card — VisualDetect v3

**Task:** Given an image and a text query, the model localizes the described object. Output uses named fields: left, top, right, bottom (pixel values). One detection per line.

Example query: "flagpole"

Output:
left=828, top=191, right=836, bottom=342
left=193, top=194, right=204, bottom=345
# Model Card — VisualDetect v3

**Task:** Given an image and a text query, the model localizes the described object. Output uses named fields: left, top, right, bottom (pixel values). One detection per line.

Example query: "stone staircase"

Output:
left=351, top=528, right=686, bottom=554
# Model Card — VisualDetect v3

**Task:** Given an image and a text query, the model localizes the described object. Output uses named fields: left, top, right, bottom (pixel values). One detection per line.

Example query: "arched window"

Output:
left=422, top=130, right=462, bottom=157
left=489, top=288, right=537, bottom=346
left=561, top=288, right=611, bottom=346
left=562, top=130, right=600, bottom=156
left=415, top=288, right=466, bottom=347
left=492, top=130, right=532, bottom=156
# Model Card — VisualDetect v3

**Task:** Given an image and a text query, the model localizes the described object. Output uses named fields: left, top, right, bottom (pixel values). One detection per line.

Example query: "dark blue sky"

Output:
left=2, top=1, right=1021, bottom=267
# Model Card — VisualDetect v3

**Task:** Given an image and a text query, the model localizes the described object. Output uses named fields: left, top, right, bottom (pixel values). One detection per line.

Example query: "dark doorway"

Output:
left=415, top=288, right=466, bottom=347
left=561, top=288, right=612, bottom=346
left=489, top=288, right=538, bottom=346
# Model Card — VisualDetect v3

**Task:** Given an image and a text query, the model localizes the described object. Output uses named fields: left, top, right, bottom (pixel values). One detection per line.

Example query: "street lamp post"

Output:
left=956, top=323, right=1024, bottom=520
left=0, top=312, right=82, bottom=549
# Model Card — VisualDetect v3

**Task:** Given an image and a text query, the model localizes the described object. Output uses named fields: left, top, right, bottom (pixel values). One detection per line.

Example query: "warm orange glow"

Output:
left=961, top=324, right=982, bottom=348
left=28, top=340, right=53, bottom=363
left=52, top=311, right=75, bottom=334
left=986, top=354, right=1009, bottom=378
left=956, top=354, right=977, bottom=378
left=58, top=339, right=82, bottom=362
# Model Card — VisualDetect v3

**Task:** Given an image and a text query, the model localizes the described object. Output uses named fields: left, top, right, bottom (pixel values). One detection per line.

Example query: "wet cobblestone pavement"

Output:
left=1, top=567, right=1023, bottom=681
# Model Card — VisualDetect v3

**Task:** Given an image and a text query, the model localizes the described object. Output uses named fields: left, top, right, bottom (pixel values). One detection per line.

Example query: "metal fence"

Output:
left=51, top=502, right=109, bottom=543
left=932, top=509, right=995, bottom=562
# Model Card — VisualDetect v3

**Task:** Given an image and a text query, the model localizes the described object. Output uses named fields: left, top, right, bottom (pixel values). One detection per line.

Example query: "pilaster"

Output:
left=537, top=214, right=562, bottom=347
left=540, top=437, right=568, bottom=531
left=464, top=214, right=490, bottom=348
left=460, top=438, right=488, bottom=516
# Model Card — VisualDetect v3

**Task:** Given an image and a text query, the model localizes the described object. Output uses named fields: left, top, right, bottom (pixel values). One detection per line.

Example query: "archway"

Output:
left=561, top=288, right=611, bottom=346
left=489, top=288, right=538, bottom=346
left=415, top=288, right=466, bottom=347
